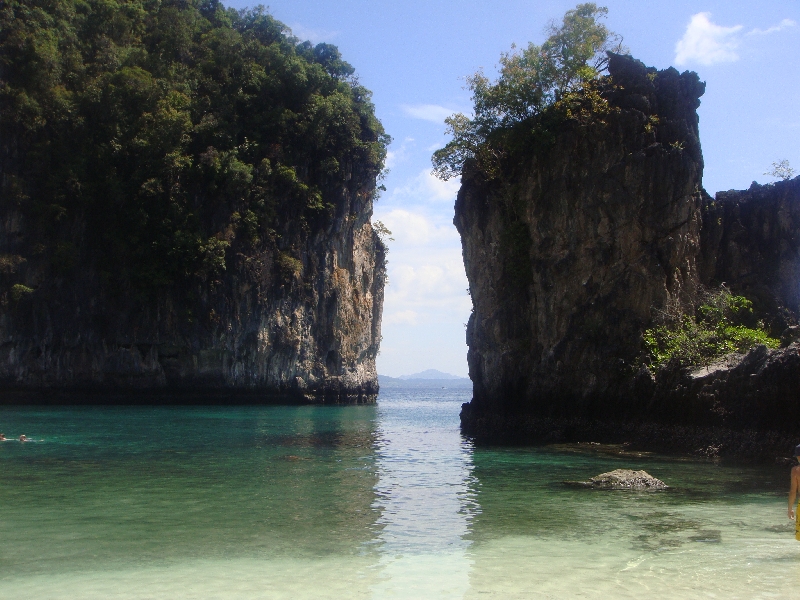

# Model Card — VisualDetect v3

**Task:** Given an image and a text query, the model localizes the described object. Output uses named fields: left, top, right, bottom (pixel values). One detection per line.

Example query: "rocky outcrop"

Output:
left=0, top=3, right=389, bottom=403
left=700, top=177, right=800, bottom=329
left=0, top=168, right=385, bottom=404
left=457, top=53, right=705, bottom=417
left=650, top=343, right=800, bottom=432
left=456, top=53, right=800, bottom=456
left=576, top=469, right=667, bottom=490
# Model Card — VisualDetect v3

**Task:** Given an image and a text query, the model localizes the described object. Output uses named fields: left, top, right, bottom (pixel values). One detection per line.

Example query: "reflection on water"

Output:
left=465, top=444, right=800, bottom=598
left=1, top=392, right=800, bottom=598
left=0, top=405, right=385, bottom=597
left=370, top=388, right=477, bottom=598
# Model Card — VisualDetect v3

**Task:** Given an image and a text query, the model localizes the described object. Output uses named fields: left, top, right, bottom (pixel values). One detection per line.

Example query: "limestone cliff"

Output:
left=456, top=53, right=800, bottom=455
left=0, top=2, right=386, bottom=403
left=0, top=169, right=385, bottom=403
left=0, top=169, right=385, bottom=402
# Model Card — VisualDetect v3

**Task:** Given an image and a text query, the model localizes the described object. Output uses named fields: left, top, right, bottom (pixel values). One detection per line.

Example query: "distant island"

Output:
left=378, top=370, right=471, bottom=388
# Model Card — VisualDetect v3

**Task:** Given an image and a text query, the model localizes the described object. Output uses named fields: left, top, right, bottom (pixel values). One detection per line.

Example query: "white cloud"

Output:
left=675, top=13, right=743, bottom=66
left=373, top=170, right=471, bottom=377
left=289, top=23, right=339, bottom=44
left=377, top=208, right=459, bottom=246
left=383, top=310, right=419, bottom=326
left=387, top=169, right=461, bottom=205
left=373, top=206, right=469, bottom=331
left=748, top=18, right=796, bottom=36
left=384, top=138, right=415, bottom=171
left=384, top=248, right=469, bottom=314
left=424, top=171, right=461, bottom=203
left=401, top=104, right=455, bottom=123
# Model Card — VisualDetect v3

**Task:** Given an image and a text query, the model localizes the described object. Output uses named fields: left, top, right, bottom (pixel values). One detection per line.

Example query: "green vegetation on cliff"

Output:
left=0, top=0, right=388, bottom=295
left=643, top=288, right=780, bottom=371
left=432, top=3, right=624, bottom=180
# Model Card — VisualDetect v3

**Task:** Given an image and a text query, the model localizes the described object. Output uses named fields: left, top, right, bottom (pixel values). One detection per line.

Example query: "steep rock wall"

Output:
left=0, top=166, right=385, bottom=403
left=456, top=54, right=705, bottom=417
left=700, top=177, right=800, bottom=324
left=456, top=53, right=800, bottom=455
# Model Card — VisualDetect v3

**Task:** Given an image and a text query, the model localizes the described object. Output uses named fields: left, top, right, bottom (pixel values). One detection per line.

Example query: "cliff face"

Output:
left=457, top=54, right=705, bottom=416
left=0, top=167, right=385, bottom=403
left=456, top=53, right=800, bottom=454
left=700, top=178, right=800, bottom=324
left=0, top=2, right=388, bottom=403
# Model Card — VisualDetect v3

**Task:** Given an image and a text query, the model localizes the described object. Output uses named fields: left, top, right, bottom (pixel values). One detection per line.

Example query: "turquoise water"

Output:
left=1, top=387, right=798, bottom=598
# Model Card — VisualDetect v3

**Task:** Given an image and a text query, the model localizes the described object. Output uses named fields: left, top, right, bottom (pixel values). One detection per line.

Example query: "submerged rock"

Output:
left=586, top=469, right=668, bottom=490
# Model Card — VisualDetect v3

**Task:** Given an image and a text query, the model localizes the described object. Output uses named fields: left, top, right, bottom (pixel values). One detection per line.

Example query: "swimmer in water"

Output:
left=19, top=434, right=28, bottom=442
left=0, top=433, right=6, bottom=441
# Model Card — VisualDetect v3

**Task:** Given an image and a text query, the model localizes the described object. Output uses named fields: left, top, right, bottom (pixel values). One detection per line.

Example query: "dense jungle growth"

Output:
left=0, top=0, right=388, bottom=297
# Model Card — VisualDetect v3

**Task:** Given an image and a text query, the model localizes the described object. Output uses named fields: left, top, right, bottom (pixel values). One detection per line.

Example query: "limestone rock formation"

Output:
left=584, top=469, right=667, bottom=490
left=700, top=177, right=800, bottom=330
left=456, top=53, right=705, bottom=417
left=456, top=53, right=800, bottom=455
left=0, top=175, right=385, bottom=403
left=0, top=2, right=387, bottom=404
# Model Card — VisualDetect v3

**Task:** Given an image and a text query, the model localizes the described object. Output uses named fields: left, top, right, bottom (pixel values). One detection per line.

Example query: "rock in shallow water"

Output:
left=584, top=469, right=668, bottom=490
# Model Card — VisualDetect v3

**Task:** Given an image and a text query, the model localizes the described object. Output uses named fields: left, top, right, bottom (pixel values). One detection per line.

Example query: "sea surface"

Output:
left=1, top=387, right=798, bottom=598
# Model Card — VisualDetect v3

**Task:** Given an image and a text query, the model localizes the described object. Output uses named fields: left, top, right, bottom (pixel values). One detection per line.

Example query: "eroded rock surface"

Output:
left=457, top=53, right=800, bottom=456
left=0, top=167, right=385, bottom=404
left=586, top=469, right=668, bottom=489
left=457, top=53, right=705, bottom=417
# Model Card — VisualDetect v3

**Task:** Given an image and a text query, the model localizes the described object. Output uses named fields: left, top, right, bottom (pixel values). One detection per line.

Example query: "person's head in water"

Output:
left=19, top=434, right=27, bottom=442
left=0, top=433, right=5, bottom=441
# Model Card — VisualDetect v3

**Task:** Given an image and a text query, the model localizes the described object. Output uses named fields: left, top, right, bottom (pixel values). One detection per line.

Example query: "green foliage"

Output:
left=10, top=284, right=34, bottom=302
left=643, top=289, right=779, bottom=371
left=0, top=0, right=388, bottom=294
left=275, top=251, right=302, bottom=280
left=372, top=220, right=394, bottom=243
left=0, top=255, right=26, bottom=274
left=432, top=3, right=625, bottom=180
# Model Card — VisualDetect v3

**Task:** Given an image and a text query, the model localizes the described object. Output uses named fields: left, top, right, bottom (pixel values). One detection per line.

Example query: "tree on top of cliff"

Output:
left=432, top=3, right=625, bottom=180
left=0, top=0, right=389, bottom=295
left=764, top=160, right=796, bottom=181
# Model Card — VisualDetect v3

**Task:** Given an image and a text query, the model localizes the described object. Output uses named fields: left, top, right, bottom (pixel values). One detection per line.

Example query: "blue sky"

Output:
left=224, top=0, right=799, bottom=377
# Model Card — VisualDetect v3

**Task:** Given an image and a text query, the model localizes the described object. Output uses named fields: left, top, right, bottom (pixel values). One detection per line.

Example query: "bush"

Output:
left=10, top=284, right=34, bottom=302
left=643, top=288, right=779, bottom=370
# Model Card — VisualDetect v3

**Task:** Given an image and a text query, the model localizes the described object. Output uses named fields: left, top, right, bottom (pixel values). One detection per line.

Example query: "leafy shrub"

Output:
left=10, top=284, right=34, bottom=302
left=643, top=288, right=779, bottom=370
left=276, top=252, right=303, bottom=280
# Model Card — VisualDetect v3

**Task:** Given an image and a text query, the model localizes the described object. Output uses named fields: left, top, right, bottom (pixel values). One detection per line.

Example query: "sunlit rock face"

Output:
left=456, top=53, right=800, bottom=452
left=0, top=163, right=385, bottom=404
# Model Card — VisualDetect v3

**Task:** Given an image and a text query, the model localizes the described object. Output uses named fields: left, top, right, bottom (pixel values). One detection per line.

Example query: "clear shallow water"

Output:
left=1, top=388, right=798, bottom=598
